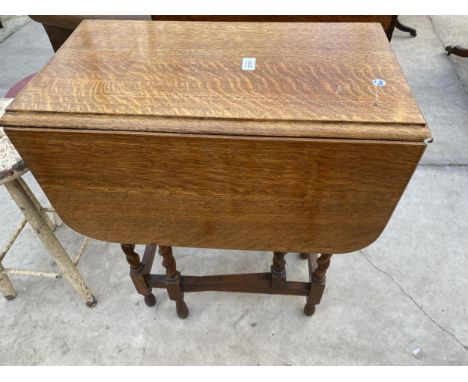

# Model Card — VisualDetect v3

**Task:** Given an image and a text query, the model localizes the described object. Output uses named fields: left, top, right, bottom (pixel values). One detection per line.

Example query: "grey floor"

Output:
left=0, top=16, right=467, bottom=365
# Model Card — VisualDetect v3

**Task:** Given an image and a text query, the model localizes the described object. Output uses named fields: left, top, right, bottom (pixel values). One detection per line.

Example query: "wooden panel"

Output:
left=151, top=15, right=397, bottom=40
left=6, top=21, right=425, bottom=127
left=5, top=128, right=425, bottom=253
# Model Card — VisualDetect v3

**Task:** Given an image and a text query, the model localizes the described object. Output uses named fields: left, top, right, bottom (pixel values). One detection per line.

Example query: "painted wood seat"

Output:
left=1, top=73, right=35, bottom=184
left=0, top=99, right=27, bottom=186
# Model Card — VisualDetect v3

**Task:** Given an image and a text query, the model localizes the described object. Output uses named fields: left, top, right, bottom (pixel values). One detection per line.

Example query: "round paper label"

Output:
left=372, top=79, right=386, bottom=87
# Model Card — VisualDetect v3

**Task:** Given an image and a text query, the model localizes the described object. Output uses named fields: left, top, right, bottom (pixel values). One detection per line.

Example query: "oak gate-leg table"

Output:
left=1, top=21, right=431, bottom=319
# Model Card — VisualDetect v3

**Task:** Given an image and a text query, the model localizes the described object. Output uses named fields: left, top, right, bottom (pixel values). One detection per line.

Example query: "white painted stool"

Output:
left=0, top=98, right=96, bottom=306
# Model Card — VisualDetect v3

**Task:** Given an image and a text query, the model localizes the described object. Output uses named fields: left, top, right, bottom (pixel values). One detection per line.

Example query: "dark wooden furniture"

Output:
left=445, top=45, right=468, bottom=58
left=151, top=15, right=398, bottom=41
left=1, top=21, right=431, bottom=319
left=30, top=15, right=397, bottom=51
left=29, top=15, right=151, bottom=51
left=395, top=18, right=417, bottom=37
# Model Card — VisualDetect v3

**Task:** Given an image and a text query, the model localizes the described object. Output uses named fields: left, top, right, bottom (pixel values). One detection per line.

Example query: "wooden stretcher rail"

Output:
left=148, top=273, right=324, bottom=299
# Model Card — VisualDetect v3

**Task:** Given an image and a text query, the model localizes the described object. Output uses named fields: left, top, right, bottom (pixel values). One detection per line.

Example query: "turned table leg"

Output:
left=121, top=244, right=156, bottom=307
left=304, top=253, right=332, bottom=316
left=271, top=251, right=287, bottom=288
left=158, top=246, right=189, bottom=319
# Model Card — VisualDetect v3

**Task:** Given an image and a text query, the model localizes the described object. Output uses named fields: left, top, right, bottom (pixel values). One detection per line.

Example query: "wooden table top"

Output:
left=1, top=21, right=431, bottom=252
left=2, top=20, right=430, bottom=142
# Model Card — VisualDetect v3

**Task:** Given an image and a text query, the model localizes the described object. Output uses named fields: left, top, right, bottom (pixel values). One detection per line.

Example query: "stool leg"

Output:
left=0, top=263, right=16, bottom=300
left=158, top=246, right=189, bottom=319
left=4, top=179, right=96, bottom=307
left=304, top=253, right=332, bottom=316
left=16, top=177, right=56, bottom=231
left=121, top=244, right=156, bottom=307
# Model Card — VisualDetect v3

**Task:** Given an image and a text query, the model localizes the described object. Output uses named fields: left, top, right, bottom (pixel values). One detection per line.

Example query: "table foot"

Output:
left=303, top=303, right=316, bottom=316
left=176, top=300, right=189, bottom=319
left=144, top=293, right=157, bottom=307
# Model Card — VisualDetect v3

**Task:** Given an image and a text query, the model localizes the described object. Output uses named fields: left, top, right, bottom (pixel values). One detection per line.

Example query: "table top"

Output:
left=2, top=20, right=430, bottom=142
left=1, top=21, right=430, bottom=252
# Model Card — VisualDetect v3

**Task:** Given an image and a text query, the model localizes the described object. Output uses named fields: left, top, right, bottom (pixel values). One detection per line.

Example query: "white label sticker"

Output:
left=242, top=57, right=256, bottom=71
left=372, top=79, right=386, bottom=87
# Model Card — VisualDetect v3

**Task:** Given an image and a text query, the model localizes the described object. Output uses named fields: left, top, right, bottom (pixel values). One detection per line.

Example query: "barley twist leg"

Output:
left=158, top=246, right=189, bottom=319
left=121, top=244, right=156, bottom=307
left=304, top=253, right=332, bottom=316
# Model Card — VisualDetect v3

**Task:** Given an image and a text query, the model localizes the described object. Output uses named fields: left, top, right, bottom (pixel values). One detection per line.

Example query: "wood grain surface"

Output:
left=5, top=128, right=426, bottom=253
left=1, top=21, right=430, bottom=254
left=1, top=111, right=430, bottom=142
left=4, top=21, right=427, bottom=139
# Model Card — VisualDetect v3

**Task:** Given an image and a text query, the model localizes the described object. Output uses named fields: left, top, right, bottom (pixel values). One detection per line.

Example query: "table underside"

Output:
left=122, top=244, right=331, bottom=318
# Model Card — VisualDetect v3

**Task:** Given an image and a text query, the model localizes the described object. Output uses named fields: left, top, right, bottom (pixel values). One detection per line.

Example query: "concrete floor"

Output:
left=0, top=16, right=467, bottom=365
